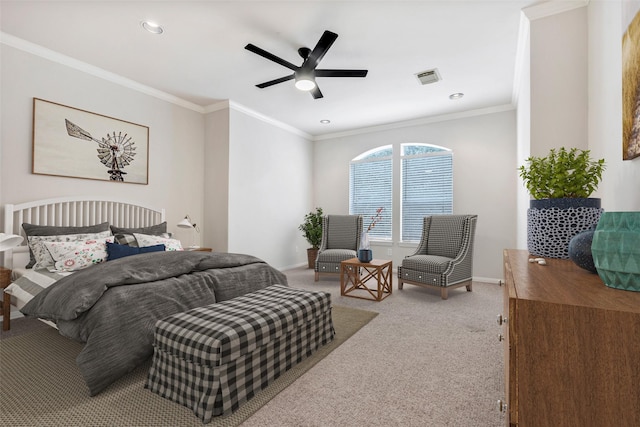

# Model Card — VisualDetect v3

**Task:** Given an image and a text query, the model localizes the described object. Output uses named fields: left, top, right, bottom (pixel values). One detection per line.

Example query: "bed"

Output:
left=1, top=196, right=288, bottom=396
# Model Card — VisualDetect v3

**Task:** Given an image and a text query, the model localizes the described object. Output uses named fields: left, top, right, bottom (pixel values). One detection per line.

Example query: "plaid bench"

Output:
left=145, top=284, right=334, bottom=423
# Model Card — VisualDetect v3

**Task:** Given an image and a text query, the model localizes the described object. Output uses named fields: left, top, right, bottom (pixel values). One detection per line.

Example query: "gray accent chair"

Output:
left=398, top=214, right=478, bottom=299
left=314, top=215, right=363, bottom=281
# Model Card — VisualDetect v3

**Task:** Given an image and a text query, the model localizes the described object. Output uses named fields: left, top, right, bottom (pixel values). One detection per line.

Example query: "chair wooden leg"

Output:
left=398, top=278, right=404, bottom=290
left=441, top=287, right=448, bottom=300
left=466, top=283, right=473, bottom=292
left=314, top=272, right=319, bottom=282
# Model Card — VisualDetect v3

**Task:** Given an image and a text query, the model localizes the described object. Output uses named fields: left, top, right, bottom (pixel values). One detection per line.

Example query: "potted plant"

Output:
left=299, top=207, right=323, bottom=269
left=518, top=147, right=606, bottom=259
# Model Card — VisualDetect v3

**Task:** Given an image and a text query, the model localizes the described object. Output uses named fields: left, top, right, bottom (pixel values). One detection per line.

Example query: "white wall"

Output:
left=516, top=5, right=590, bottom=249
left=516, top=14, right=532, bottom=250
left=588, top=0, right=640, bottom=210
left=529, top=6, right=589, bottom=157
left=515, top=2, right=640, bottom=249
left=226, top=107, right=314, bottom=269
left=203, top=107, right=230, bottom=253
left=0, top=40, right=317, bottom=271
left=5, top=0, right=637, bottom=276
left=314, top=109, right=518, bottom=281
left=0, top=44, right=205, bottom=244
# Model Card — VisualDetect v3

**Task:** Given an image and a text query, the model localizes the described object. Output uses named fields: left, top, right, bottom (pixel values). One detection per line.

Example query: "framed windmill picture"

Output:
left=32, top=98, right=149, bottom=184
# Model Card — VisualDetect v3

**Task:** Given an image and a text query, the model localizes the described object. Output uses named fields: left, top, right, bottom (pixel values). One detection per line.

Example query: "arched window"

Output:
left=349, top=146, right=392, bottom=240
left=349, top=143, right=453, bottom=242
left=401, top=143, right=453, bottom=241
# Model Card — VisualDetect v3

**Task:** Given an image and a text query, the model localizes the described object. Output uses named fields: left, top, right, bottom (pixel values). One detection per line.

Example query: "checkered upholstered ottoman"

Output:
left=145, top=284, right=334, bottom=423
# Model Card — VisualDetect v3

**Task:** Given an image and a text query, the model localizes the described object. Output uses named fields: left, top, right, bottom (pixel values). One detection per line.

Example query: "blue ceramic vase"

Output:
left=358, top=249, right=372, bottom=263
left=568, top=226, right=597, bottom=273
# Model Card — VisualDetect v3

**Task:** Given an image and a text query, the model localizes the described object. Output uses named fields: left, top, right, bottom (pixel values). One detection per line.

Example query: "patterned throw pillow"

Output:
left=114, top=232, right=172, bottom=247
left=22, top=222, right=111, bottom=268
left=110, top=222, right=167, bottom=236
left=133, top=233, right=183, bottom=251
left=110, top=223, right=168, bottom=247
left=28, top=230, right=113, bottom=270
left=43, top=236, right=115, bottom=272
left=113, top=233, right=139, bottom=247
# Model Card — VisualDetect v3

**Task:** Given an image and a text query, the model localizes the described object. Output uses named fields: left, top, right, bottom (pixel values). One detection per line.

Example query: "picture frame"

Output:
left=32, top=98, right=149, bottom=184
left=622, top=2, right=640, bottom=160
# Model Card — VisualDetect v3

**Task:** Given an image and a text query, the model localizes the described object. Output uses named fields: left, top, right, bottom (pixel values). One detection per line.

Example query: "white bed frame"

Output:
left=2, top=196, right=165, bottom=329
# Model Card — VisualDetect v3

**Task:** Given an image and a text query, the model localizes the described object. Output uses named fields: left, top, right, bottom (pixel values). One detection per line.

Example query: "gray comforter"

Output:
left=21, top=251, right=288, bottom=395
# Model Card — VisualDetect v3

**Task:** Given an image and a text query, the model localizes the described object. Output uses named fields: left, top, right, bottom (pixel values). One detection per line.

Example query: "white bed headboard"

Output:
left=3, top=196, right=165, bottom=269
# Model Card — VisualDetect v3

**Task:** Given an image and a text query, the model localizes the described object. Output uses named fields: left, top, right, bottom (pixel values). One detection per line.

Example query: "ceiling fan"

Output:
left=245, top=30, right=368, bottom=99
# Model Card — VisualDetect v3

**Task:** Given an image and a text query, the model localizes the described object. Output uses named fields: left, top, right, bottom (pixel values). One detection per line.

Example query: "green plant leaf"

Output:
left=299, top=207, right=324, bottom=249
left=518, top=147, right=606, bottom=200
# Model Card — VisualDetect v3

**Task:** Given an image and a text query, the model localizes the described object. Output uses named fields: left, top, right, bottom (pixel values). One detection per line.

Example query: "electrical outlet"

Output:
left=387, top=248, right=393, bottom=256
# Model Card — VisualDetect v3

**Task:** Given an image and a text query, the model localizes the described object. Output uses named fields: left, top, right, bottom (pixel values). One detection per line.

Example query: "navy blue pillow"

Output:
left=106, top=242, right=165, bottom=261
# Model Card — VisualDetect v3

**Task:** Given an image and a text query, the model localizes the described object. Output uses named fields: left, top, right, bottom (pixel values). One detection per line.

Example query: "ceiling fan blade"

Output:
left=315, top=69, right=368, bottom=78
left=311, top=85, right=323, bottom=99
left=245, top=43, right=298, bottom=71
left=302, top=30, right=338, bottom=72
left=256, top=74, right=295, bottom=88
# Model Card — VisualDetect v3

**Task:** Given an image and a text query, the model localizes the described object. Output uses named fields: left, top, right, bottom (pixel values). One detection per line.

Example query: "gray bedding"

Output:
left=21, top=251, right=288, bottom=396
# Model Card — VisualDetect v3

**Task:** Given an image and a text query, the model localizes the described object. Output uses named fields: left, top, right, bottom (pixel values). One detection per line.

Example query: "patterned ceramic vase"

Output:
left=527, top=198, right=603, bottom=259
left=591, top=211, right=640, bottom=291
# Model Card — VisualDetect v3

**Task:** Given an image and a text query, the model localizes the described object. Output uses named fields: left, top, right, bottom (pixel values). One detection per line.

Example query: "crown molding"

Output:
left=205, top=100, right=231, bottom=113
left=0, top=32, right=205, bottom=113
left=205, top=100, right=313, bottom=140
left=313, top=104, right=515, bottom=141
left=523, top=0, right=589, bottom=22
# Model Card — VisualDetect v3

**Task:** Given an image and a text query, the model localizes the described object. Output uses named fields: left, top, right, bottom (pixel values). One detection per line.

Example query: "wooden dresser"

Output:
left=501, top=249, right=640, bottom=427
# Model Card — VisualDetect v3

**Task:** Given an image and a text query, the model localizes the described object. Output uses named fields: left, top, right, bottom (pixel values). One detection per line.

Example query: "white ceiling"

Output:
left=1, top=0, right=542, bottom=137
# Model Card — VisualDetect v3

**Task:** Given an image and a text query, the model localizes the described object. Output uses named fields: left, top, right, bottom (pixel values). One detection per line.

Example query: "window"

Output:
left=349, top=146, right=392, bottom=240
left=349, top=143, right=453, bottom=243
left=401, top=144, right=453, bottom=241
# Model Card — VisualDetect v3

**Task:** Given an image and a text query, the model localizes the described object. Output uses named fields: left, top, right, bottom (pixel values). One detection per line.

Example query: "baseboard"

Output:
left=280, top=262, right=310, bottom=271
left=473, top=276, right=502, bottom=285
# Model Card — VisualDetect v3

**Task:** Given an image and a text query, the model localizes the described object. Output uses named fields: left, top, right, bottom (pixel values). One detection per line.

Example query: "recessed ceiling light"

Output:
left=320, top=119, right=331, bottom=124
left=142, top=21, right=164, bottom=34
left=449, top=92, right=464, bottom=100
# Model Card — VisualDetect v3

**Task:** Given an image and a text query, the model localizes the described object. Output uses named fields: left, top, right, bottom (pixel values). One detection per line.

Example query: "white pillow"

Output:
left=28, top=230, right=112, bottom=269
left=43, top=236, right=115, bottom=272
left=133, top=233, right=183, bottom=251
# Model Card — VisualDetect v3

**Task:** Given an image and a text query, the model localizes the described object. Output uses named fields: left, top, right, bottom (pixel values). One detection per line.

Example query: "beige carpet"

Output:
left=0, top=305, right=377, bottom=427
left=242, top=268, right=506, bottom=427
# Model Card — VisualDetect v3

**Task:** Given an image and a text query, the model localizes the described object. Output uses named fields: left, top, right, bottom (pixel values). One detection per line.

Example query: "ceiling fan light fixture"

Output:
left=294, top=76, right=316, bottom=91
left=246, top=30, right=367, bottom=99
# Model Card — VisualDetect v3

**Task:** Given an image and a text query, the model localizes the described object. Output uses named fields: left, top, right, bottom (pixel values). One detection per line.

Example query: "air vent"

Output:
left=415, top=68, right=441, bottom=85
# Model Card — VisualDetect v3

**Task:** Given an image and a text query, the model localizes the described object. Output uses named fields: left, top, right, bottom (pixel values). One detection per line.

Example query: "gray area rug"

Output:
left=0, top=304, right=377, bottom=427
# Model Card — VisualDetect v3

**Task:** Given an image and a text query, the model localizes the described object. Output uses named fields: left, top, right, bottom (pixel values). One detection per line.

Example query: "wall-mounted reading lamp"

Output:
left=177, top=215, right=200, bottom=248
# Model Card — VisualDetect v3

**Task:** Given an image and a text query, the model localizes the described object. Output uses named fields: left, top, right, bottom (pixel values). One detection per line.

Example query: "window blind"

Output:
left=349, top=157, right=392, bottom=239
left=401, top=152, right=453, bottom=241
